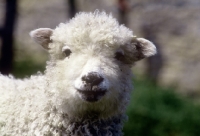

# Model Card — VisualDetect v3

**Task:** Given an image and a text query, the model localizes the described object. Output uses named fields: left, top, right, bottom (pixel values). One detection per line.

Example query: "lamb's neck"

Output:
left=65, top=115, right=126, bottom=136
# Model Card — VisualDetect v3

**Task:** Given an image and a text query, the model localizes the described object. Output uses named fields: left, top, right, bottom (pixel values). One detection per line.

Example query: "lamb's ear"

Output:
left=29, top=28, right=53, bottom=50
left=132, top=37, right=157, bottom=61
left=117, top=37, right=157, bottom=64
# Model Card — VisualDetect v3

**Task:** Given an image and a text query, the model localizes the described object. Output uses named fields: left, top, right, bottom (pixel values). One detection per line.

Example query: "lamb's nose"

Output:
left=82, top=72, right=104, bottom=86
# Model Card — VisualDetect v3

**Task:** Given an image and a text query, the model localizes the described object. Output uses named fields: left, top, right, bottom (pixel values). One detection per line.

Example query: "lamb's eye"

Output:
left=62, top=46, right=72, bottom=57
left=115, top=51, right=125, bottom=61
left=63, top=49, right=72, bottom=57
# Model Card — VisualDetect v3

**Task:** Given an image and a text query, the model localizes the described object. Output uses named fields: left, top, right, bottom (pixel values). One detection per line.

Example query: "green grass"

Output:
left=13, top=59, right=46, bottom=78
left=124, top=79, right=200, bottom=136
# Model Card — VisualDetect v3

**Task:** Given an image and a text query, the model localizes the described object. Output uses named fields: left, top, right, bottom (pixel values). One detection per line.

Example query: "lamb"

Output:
left=0, top=11, right=156, bottom=136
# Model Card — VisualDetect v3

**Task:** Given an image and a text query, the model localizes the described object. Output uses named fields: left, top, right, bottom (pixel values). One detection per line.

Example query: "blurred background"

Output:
left=0, top=0, right=200, bottom=135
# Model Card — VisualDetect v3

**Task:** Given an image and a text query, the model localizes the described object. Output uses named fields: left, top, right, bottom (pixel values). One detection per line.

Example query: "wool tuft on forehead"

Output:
left=51, top=11, right=134, bottom=48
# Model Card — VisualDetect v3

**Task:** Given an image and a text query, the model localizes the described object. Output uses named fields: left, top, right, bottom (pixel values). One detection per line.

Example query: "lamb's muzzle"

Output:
left=82, top=72, right=104, bottom=86
left=77, top=89, right=107, bottom=102
left=77, top=72, right=107, bottom=102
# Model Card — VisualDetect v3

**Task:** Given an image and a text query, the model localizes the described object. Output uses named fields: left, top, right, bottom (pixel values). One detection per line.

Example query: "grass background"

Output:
left=12, top=60, right=200, bottom=136
left=124, top=79, right=200, bottom=136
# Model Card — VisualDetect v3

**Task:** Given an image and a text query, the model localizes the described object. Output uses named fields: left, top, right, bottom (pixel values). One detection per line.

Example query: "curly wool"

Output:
left=0, top=74, right=126, bottom=136
left=0, top=11, right=156, bottom=136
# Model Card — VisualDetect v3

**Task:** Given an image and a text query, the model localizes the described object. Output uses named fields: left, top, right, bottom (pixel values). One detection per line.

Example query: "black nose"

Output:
left=82, top=72, right=104, bottom=86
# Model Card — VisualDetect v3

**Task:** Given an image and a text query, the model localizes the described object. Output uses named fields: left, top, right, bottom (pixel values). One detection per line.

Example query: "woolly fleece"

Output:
left=0, top=11, right=156, bottom=136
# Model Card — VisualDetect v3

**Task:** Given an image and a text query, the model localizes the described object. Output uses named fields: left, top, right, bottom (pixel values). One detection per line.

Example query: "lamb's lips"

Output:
left=77, top=89, right=107, bottom=102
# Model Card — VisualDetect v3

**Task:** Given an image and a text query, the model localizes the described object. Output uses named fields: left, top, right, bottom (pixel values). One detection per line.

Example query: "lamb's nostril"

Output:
left=92, top=77, right=103, bottom=86
left=82, top=72, right=104, bottom=86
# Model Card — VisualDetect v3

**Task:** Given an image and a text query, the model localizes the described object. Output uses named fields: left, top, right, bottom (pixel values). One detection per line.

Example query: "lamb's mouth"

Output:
left=77, top=89, right=107, bottom=102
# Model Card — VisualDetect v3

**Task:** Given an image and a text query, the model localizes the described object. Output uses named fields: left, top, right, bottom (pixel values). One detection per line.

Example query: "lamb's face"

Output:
left=30, top=12, right=156, bottom=118
left=59, top=44, right=133, bottom=104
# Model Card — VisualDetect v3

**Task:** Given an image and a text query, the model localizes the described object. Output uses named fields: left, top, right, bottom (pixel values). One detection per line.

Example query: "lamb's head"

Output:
left=30, top=12, right=156, bottom=119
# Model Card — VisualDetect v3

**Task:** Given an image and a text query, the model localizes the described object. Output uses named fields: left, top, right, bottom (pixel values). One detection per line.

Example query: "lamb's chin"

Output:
left=77, top=89, right=107, bottom=102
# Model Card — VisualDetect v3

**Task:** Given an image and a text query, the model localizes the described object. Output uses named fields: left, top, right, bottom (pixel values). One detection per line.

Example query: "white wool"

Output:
left=0, top=11, right=156, bottom=136
left=52, top=11, right=133, bottom=49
